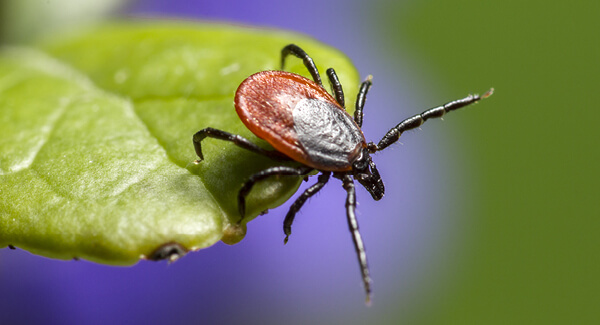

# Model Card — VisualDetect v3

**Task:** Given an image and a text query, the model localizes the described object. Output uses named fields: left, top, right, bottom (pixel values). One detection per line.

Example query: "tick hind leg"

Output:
left=374, top=88, right=494, bottom=151
left=283, top=172, right=331, bottom=244
left=238, top=166, right=314, bottom=222
left=193, top=127, right=290, bottom=162
left=281, top=44, right=323, bottom=87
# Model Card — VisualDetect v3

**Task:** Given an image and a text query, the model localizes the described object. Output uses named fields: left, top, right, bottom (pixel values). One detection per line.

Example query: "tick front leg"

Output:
left=342, top=175, right=372, bottom=304
left=283, top=172, right=331, bottom=244
left=280, top=44, right=323, bottom=87
left=193, top=127, right=290, bottom=162
left=238, top=166, right=314, bottom=222
left=354, top=75, right=373, bottom=128
left=375, top=88, right=494, bottom=151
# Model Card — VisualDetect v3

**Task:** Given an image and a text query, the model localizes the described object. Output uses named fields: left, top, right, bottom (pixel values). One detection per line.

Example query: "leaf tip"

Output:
left=221, top=223, right=247, bottom=245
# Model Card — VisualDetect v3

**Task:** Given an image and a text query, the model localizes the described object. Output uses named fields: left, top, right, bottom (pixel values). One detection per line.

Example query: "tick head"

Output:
left=352, top=147, right=385, bottom=201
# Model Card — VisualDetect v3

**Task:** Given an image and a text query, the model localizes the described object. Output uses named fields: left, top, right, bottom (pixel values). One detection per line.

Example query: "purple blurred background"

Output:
left=0, top=1, right=472, bottom=323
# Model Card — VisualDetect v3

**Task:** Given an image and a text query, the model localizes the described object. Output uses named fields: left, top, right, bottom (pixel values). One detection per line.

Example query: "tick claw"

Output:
left=482, top=87, right=495, bottom=98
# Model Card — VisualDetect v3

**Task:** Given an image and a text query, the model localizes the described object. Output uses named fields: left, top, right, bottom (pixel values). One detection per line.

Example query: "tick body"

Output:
left=193, top=44, right=493, bottom=303
left=235, top=71, right=366, bottom=171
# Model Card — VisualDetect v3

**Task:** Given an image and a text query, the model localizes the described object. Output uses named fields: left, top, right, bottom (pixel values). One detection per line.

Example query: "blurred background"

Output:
left=1, top=0, right=599, bottom=324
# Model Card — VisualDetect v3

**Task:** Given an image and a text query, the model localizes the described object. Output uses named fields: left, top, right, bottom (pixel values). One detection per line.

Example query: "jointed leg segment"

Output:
left=375, top=88, right=494, bottom=151
left=341, top=174, right=372, bottom=303
left=354, top=76, right=373, bottom=128
left=281, top=44, right=347, bottom=109
left=283, top=172, right=331, bottom=244
left=238, top=166, right=314, bottom=221
left=281, top=44, right=323, bottom=87
left=193, top=127, right=290, bottom=162
left=326, top=68, right=345, bottom=108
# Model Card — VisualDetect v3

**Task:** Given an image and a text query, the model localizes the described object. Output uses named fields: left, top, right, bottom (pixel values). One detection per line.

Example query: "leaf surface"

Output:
left=0, top=22, right=359, bottom=264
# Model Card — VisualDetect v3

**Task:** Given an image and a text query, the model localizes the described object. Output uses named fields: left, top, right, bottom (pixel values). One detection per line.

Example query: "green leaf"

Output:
left=0, top=22, right=359, bottom=264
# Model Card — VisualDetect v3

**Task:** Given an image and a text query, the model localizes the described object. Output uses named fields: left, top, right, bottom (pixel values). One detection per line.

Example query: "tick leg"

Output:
left=375, top=88, right=494, bottom=151
left=326, top=68, right=345, bottom=108
left=238, top=166, right=314, bottom=222
left=281, top=44, right=323, bottom=87
left=341, top=174, right=372, bottom=304
left=283, top=172, right=331, bottom=244
left=193, top=127, right=290, bottom=162
left=354, top=75, right=373, bottom=128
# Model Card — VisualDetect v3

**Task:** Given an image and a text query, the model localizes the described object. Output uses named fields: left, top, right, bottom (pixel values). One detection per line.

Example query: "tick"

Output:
left=193, top=44, right=493, bottom=303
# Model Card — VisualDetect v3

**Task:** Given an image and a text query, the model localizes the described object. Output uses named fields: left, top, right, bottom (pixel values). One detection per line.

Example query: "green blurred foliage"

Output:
left=376, top=0, right=600, bottom=323
left=0, top=0, right=129, bottom=44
